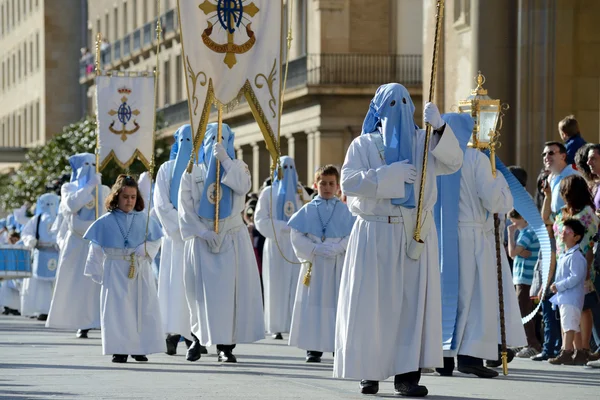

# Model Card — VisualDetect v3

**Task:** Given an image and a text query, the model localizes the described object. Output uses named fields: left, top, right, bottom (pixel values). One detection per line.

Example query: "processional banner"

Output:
left=96, top=75, right=156, bottom=170
left=178, top=0, right=283, bottom=160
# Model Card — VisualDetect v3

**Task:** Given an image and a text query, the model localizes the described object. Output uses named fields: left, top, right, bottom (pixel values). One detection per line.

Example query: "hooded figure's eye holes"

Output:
left=402, top=98, right=407, bottom=104
left=390, top=100, right=396, bottom=107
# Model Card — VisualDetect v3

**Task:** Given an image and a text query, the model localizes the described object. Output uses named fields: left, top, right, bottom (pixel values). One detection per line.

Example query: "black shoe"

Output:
left=131, top=355, right=148, bottom=362
left=166, top=334, right=181, bottom=356
left=457, top=365, right=499, bottom=378
left=2, top=307, right=9, bottom=315
left=184, top=338, right=194, bottom=349
left=76, top=329, right=89, bottom=339
left=218, top=350, right=237, bottom=363
left=8, top=309, right=20, bottom=316
left=37, top=314, right=48, bottom=321
left=394, top=381, right=428, bottom=397
left=306, top=355, right=322, bottom=363
left=359, top=380, right=379, bottom=395
left=200, top=344, right=208, bottom=354
left=272, top=333, right=283, bottom=340
left=186, top=340, right=202, bottom=362
left=531, top=352, right=550, bottom=361
left=112, top=354, right=128, bottom=363
left=436, top=357, right=455, bottom=376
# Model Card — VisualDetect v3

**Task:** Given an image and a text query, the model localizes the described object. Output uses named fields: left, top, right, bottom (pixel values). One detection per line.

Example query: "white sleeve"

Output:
left=20, top=217, right=38, bottom=248
left=430, top=125, right=464, bottom=176
left=221, top=159, right=252, bottom=195
left=254, top=186, right=288, bottom=239
left=341, top=138, right=407, bottom=199
left=153, top=163, right=181, bottom=237
left=290, top=229, right=317, bottom=262
left=84, top=243, right=104, bottom=284
left=178, top=169, right=212, bottom=241
left=63, top=182, right=95, bottom=214
left=474, top=152, right=513, bottom=214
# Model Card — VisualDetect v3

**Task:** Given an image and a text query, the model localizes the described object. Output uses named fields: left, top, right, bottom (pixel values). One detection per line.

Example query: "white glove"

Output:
left=423, top=102, right=444, bottom=130
left=134, top=243, right=148, bottom=258
left=213, top=142, right=230, bottom=163
left=200, top=230, right=220, bottom=248
left=313, top=244, right=336, bottom=258
left=86, top=173, right=102, bottom=189
left=390, top=160, right=417, bottom=184
left=28, top=238, right=38, bottom=249
left=328, top=243, right=346, bottom=255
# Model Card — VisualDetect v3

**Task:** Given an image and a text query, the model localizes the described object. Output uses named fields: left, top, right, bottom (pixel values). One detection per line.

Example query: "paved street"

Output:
left=0, top=315, right=598, bottom=399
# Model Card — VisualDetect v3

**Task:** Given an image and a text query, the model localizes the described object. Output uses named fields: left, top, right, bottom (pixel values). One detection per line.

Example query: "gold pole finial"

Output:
left=476, top=71, right=485, bottom=88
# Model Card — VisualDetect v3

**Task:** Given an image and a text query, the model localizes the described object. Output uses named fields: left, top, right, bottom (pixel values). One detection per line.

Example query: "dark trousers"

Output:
left=516, top=284, right=541, bottom=349
left=541, top=299, right=562, bottom=356
left=394, top=369, right=421, bottom=385
left=307, top=350, right=323, bottom=358
left=217, top=344, right=236, bottom=352
left=457, top=354, right=482, bottom=367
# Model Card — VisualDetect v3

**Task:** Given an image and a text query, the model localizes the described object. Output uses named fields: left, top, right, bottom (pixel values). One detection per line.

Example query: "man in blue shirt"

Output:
left=542, top=141, right=580, bottom=216
left=558, top=115, right=586, bottom=166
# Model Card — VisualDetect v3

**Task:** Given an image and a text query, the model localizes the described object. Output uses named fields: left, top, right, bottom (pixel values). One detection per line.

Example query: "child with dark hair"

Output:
left=549, top=218, right=588, bottom=365
left=84, top=174, right=165, bottom=363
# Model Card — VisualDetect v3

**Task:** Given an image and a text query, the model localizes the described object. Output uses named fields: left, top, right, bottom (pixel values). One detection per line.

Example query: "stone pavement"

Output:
left=0, top=315, right=598, bottom=400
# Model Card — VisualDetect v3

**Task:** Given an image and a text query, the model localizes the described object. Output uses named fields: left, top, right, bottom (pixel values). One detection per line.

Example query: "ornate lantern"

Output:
left=458, top=71, right=508, bottom=174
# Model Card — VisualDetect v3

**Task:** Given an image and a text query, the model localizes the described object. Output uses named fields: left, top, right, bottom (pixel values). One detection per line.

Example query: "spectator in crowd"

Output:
left=507, top=209, right=542, bottom=358
left=547, top=175, right=599, bottom=365
left=575, top=144, right=596, bottom=186
left=542, top=141, right=580, bottom=218
left=558, top=115, right=586, bottom=166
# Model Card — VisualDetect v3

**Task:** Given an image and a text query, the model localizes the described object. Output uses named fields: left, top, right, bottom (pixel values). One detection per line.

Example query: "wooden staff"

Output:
left=214, top=104, right=223, bottom=233
left=413, top=0, right=445, bottom=243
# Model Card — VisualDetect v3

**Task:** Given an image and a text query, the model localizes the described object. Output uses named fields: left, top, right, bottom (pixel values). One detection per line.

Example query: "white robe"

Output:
left=20, top=215, right=57, bottom=316
left=46, top=183, right=108, bottom=330
left=0, top=279, right=21, bottom=310
left=334, top=126, right=463, bottom=381
left=178, top=160, right=264, bottom=346
left=85, top=240, right=165, bottom=355
left=154, top=160, right=192, bottom=337
left=288, top=230, right=349, bottom=353
left=447, top=148, right=514, bottom=360
left=255, top=185, right=306, bottom=334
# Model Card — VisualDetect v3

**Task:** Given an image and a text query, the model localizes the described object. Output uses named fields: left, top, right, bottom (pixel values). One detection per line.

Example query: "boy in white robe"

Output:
left=178, top=123, right=264, bottom=363
left=288, top=165, right=355, bottom=362
left=334, top=83, right=463, bottom=397
left=255, top=156, right=307, bottom=339
left=84, top=175, right=164, bottom=363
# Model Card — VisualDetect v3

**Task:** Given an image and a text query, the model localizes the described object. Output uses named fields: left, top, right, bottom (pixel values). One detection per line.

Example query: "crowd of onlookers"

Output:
left=504, top=115, right=600, bottom=368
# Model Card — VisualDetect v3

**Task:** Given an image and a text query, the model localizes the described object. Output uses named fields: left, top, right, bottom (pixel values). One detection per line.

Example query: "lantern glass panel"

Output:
left=477, top=106, right=499, bottom=144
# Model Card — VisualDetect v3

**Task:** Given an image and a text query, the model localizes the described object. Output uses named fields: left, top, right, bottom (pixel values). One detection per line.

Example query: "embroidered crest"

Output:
left=284, top=200, right=295, bottom=218
left=108, top=87, right=141, bottom=141
left=47, top=258, right=58, bottom=272
left=85, top=199, right=95, bottom=209
left=207, top=182, right=223, bottom=204
left=198, top=0, right=260, bottom=68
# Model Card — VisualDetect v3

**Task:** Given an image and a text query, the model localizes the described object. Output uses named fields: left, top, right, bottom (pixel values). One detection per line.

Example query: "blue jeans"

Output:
left=541, top=299, right=562, bottom=356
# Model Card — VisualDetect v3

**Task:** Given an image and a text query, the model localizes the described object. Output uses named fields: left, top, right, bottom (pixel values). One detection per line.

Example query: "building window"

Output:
left=12, top=53, right=15, bottom=83
left=1, top=60, right=4, bottom=91
left=29, top=38, right=33, bottom=73
left=114, top=7, right=118, bottom=41
left=11, top=0, right=15, bottom=29
left=143, top=0, right=147, bottom=24
left=96, top=18, right=101, bottom=38
left=11, top=113, right=15, bottom=147
left=297, top=0, right=307, bottom=57
left=123, top=1, right=128, bottom=35
left=164, top=59, right=170, bottom=105
left=35, top=32, right=39, bottom=70
left=23, top=41, right=26, bottom=76
left=105, top=13, right=109, bottom=40
left=29, top=0, right=32, bottom=13
left=29, top=103, right=33, bottom=143
left=16, top=0, right=19, bottom=23
left=453, top=0, right=471, bottom=31
left=175, top=54, right=182, bottom=102
left=22, top=0, right=25, bottom=17
left=6, top=57, right=9, bottom=88
left=1, top=3, right=4, bottom=36
left=23, top=107, right=27, bottom=145
left=17, top=48, right=21, bottom=80
left=35, top=100, right=40, bottom=141
left=17, top=112, right=21, bottom=146
left=133, top=0, right=138, bottom=29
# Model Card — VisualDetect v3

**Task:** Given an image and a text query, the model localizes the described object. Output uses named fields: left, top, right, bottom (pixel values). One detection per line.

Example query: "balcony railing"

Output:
left=123, top=35, right=131, bottom=58
left=133, top=30, right=141, bottom=52
left=158, top=53, right=423, bottom=127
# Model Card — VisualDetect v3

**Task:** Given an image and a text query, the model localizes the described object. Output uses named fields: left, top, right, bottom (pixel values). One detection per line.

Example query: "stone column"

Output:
left=286, top=133, right=295, bottom=160
left=169, top=53, right=177, bottom=106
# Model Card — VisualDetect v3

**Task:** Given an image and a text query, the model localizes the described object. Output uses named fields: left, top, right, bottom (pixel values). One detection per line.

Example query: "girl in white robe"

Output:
left=84, top=174, right=164, bottom=363
left=178, top=123, right=264, bottom=363
left=288, top=165, right=355, bottom=362
left=255, top=156, right=307, bottom=338
left=334, top=84, right=463, bottom=397
left=46, top=153, right=108, bottom=337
